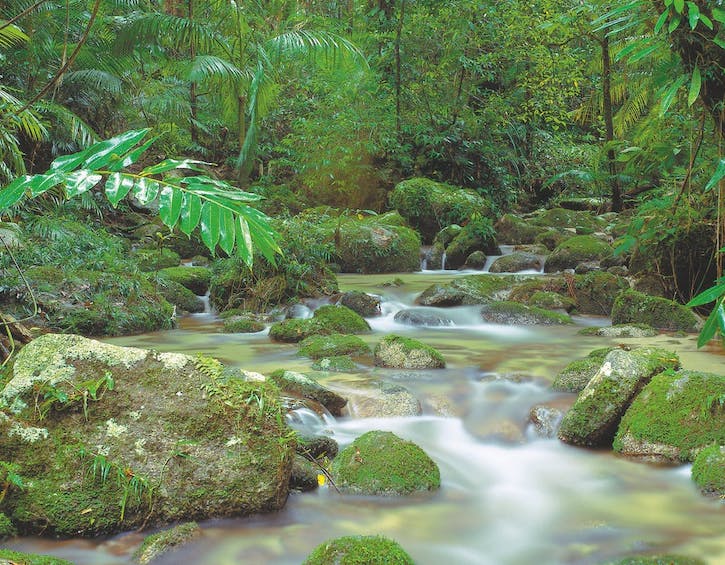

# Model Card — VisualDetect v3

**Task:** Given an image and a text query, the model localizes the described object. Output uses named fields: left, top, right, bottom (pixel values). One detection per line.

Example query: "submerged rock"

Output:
left=374, top=335, right=445, bottom=369
left=0, top=334, right=294, bottom=537
left=481, top=301, right=572, bottom=325
left=579, top=324, right=658, bottom=338
left=613, top=370, right=725, bottom=462
left=530, top=405, right=565, bottom=439
left=330, top=430, right=440, bottom=495
left=558, top=347, right=680, bottom=447
left=394, top=308, right=455, bottom=327
left=134, top=522, right=202, bottom=564
left=303, top=535, right=414, bottom=565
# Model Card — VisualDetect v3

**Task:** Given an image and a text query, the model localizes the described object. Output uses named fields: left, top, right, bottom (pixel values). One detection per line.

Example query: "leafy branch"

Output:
left=0, top=129, right=281, bottom=267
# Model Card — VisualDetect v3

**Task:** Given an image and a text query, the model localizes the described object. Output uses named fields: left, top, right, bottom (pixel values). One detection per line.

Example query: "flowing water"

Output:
left=5, top=272, right=725, bottom=564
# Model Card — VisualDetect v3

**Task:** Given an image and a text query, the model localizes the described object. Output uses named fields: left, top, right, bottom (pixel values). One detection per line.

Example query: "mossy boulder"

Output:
left=611, top=289, right=699, bottom=332
left=0, top=511, right=16, bottom=539
left=157, top=266, right=211, bottom=295
left=222, top=316, right=265, bottom=333
left=481, top=301, right=572, bottom=325
left=290, top=454, right=319, bottom=492
left=528, top=290, right=575, bottom=312
left=374, top=335, right=445, bottom=369
left=462, top=250, right=487, bottom=269
left=389, top=177, right=493, bottom=243
left=489, top=252, right=543, bottom=273
left=269, top=305, right=370, bottom=343
left=552, top=348, right=616, bottom=393
left=339, top=291, right=381, bottom=317
left=133, top=248, right=181, bottom=272
left=558, top=347, right=680, bottom=447
left=394, top=308, right=455, bottom=327
left=531, top=207, right=604, bottom=231
left=157, top=279, right=205, bottom=313
left=691, top=444, right=725, bottom=496
left=344, top=381, right=421, bottom=418
left=572, top=271, right=630, bottom=316
left=134, top=522, right=202, bottom=565
left=303, top=535, right=414, bottom=565
left=0, top=550, right=73, bottom=565
left=330, top=430, right=440, bottom=495
left=535, top=229, right=568, bottom=251
left=333, top=213, right=421, bottom=274
left=269, top=369, right=348, bottom=416
left=494, top=214, right=546, bottom=244
left=442, top=218, right=499, bottom=270
left=606, top=555, right=706, bottom=565
left=298, top=334, right=371, bottom=360
left=613, top=370, right=725, bottom=461
left=0, top=334, right=294, bottom=537
left=544, top=235, right=613, bottom=273
left=416, top=274, right=527, bottom=306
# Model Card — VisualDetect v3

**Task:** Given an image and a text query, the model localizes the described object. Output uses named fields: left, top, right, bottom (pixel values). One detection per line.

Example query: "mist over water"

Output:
left=10, top=272, right=724, bottom=564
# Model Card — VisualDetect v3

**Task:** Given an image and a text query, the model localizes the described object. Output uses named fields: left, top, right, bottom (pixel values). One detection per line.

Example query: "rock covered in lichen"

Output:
left=374, top=335, right=445, bottom=369
left=0, top=334, right=294, bottom=537
left=481, top=301, right=572, bottom=325
left=613, top=370, right=725, bottom=462
left=343, top=381, right=421, bottom=418
left=338, top=291, right=381, bottom=317
left=611, top=289, right=699, bottom=332
left=543, top=235, right=612, bottom=273
left=303, top=535, right=415, bottom=565
left=551, top=348, right=615, bottom=393
left=330, top=430, right=440, bottom=495
left=558, top=347, right=680, bottom=447
left=134, top=522, right=202, bottom=564
left=578, top=324, right=658, bottom=338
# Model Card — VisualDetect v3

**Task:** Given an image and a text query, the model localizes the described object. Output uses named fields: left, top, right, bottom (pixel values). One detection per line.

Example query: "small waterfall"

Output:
left=286, top=406, right=336, bottom=436
left=441, top=252, right=447, bottom=270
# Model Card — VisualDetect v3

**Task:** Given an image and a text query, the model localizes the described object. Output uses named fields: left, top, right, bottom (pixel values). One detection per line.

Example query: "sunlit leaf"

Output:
left=105, top=173, right=135, bottom=207
left=200, top=201, right=221, bottom=251
left=0, top=176, right=30, bottom=212
left=132, top=178, right=160, bottom=204
left=235, top=216, right=253, bottom=268
left=158, top=185, right=183, bottom=228
left=29, top=172, right=65, bottom=197
left=141, top=158, right=210, bottom=175
left=218, top=207, right=235, bottom=255
left=705, top=158, right=725, bottom=191
left=688, top=66, right=701, bottom=106
left=686, top=283, right=725, bottom=307
left=180, top=192, right=202, bottom=236
left=65, top=170, right=102, bottom=197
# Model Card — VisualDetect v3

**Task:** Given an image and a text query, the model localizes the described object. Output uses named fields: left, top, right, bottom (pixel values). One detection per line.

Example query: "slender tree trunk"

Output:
left=601, top=36, right=622, bottom=212
left=188, top=0, right=198, bottom=145
left=394, top=0, right=406, bottom=139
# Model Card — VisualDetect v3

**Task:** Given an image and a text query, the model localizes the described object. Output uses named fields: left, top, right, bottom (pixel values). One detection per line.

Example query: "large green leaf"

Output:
left=200, top=201, right=221, bottom=251
left=180, top=192, right=202, bottom=236
left=687, top=66, right=701, bottom=106
left=65, top=170, right=103, bottom=197
left=141, top=158, right=209, bottom=176
left=697, top=300, right=724, bottom=348
left=105, top=173, right=135, bottom=207
left=108, top=135, right=159, bottom=172
left=132, top=178, right=160, bottom=204
left=686, top=282, right=725, bottom=307
left=82, top=129, right=150, bottom=171
left=659, top=74, right=688, bottom=116
left=158, top=185, right=183, bottom=228
left=0, top=176, right=29, bottom=212
left=705, top=158, right=725, bottom=191
left=29, top=172, right=65, bottom=197
left=218, top=208, right=236, bottom=256
left=235, top=216, right=253, bottom=267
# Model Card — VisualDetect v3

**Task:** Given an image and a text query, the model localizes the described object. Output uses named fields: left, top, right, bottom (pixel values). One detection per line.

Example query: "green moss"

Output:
left=544, top=235, right=612, bottom=273
left=222, top=317, right=265, bottom=333
left=331, top=430, right=440, bottom=495
left=157, top=266, right=211, bottom=295
left=389, top=177, right=493, bottom=243
left=267, top=370, right=347, bottom=415
left=0, top=549, right=74, bottom=565
left=269, top=318, right=324, bottom=343
left=133, top=248, right=181, bottom=271
left=534, top=229, right=568, bottom=250
left=551, top=347, right=615, bottom=393
left=134, top=522, right=202, bottom=564
left=494, top=214, right=546, bottom=244
left=613, top=371, right=725, bottom=461
left=528, top=290, right=575, bottom=311
left=691, top=444, right=725, bottom=496
left=531, top=207, right=604, bottom=231
left=269, top=305, right=370, bottom=344
left=303, top=535, right=415, bottom=565
left=312, top=356, right=358, bottom=372
left=482, top=301, right=572, bottom=325
left=298, top=334, right=371, bottom=359
left=374, top=334, right=445, bottom=369
left=416, top=274, right=526, bottom=306
left=444, top=217, right=498, bottom=269
left=578, top=324, right=658, bottom=338
left=611, top=289, right=698, bottom=332
left=573, top=271, right=629, bottom=315
left=0, top=511, right=16, bottom=539
left=157, top=279, right=204, bottom=313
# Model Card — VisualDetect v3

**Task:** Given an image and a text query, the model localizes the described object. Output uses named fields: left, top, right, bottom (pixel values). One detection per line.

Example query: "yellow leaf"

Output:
left=80, top=507, right=93, bottom=515
left=317, top=474, right=326, bottom=487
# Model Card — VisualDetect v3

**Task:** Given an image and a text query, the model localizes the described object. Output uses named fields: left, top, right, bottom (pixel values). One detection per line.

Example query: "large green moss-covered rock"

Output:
left=489, top=251, right=543, bottom=273
left=494, top=214, right=547, bottom=244
left=544, top=235, right=613, bottom=273
left=442, top=218, right=499, bottom=270
left=531, top=207, right=605, bottom=232
left=339, top=291, right=381, bottom=317
left=374, top=335, right=445, bottom=369
left=611, top=289, right=699, bottom=332
left=0, top=511, right=16, bottom=539
left=269, top=305, right=371, bottom=343
left=268, top=369, right=348, bottom=416
left=481, top=301, right=572, bottom=325
left=132, top=248, right=181, bottom=272
left=558, top=347, right=680, bottom=447
left=298, top=334, right=371, bottom=360
left=157, top=266, right=211, bottom=295
left=691, top=444, right=725, bottom=496
left=613, top=371, right=725, bottom=461
left=303, top=535, right=414, bottom=565
left=0, top=334, right=294, bottom=537
left=331, top=430, right=440, bottom=495
left=389, top=177, right=492, bottom=243
left=416, top=274, right=530, bottom=306
left=157, top=278, right=205, bottom=313
left=333, top=212, right=421, bottom=273
left=134, top=522, right=202, bottom=564
left=551, top=348, right=616, bottom=393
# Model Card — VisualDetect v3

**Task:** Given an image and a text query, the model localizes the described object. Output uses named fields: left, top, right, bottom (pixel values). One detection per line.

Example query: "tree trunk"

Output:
left=601, top=35, right=622, bottom=212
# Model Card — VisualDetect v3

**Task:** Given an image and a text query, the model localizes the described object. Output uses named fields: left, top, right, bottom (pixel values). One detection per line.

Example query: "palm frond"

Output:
left=63, top=69, right=123, bottom=95
left=0, top=21, right=28, bottom=48
left=187, top=55, right=251, bottom=87
left=264, top=30, right=368, bottom=69
left=115, top=13, right=224, bottom=55
left=35, top=101, right=97, bottom=147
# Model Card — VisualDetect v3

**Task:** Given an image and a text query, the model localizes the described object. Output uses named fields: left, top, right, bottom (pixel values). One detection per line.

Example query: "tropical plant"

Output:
left=0, top=129, right=281, bottom=265
left=687, top=268, right=725, bottom=347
